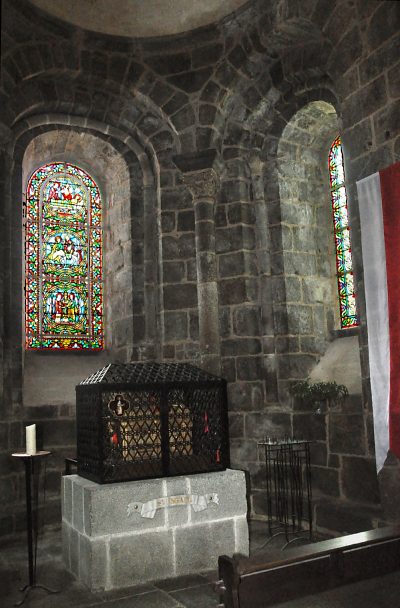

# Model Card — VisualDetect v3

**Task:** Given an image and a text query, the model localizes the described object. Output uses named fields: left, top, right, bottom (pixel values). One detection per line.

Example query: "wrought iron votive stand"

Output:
left=258, top=437, right=313, bottom=549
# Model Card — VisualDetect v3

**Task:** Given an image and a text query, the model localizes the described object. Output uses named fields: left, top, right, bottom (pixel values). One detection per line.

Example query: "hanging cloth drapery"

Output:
left=357, top=160, right=400, bottom=471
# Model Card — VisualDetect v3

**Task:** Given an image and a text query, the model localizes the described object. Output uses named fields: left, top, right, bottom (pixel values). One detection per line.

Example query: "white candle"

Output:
left=26, top=424, right=36, bottom=455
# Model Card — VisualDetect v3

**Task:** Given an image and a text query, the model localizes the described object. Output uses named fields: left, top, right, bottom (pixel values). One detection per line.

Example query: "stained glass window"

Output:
left=25, top=162, right=103, bottom=350
left=328, top=136, right=358, bottom=328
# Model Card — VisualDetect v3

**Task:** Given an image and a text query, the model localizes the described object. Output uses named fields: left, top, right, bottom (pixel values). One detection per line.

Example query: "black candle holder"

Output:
left=11, top=451, right=59, bottom=606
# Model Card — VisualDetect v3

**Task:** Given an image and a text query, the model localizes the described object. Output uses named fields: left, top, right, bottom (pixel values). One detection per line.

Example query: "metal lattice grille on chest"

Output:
left=76, top=362, right=230, bottom=483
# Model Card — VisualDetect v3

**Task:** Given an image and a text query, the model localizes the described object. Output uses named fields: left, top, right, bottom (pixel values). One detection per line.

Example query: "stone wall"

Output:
left=0, top=404, right=76, bottom=537
left=1, top=0, right=399, bottom=539
left=296, top=393, right=381, bottom=534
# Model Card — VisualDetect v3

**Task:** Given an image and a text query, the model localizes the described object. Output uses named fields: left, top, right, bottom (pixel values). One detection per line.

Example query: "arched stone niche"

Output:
left=21, top=129, right=134, bottom=406
left=275, top=100, right=361, bottom=389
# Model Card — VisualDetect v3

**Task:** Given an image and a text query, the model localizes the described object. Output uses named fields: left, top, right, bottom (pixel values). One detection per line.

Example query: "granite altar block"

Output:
left=62, top=469, right=248, bottom=590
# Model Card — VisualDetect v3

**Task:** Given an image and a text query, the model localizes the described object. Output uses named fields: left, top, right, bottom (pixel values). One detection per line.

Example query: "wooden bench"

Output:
left=217, top=526, right=400, bottom=607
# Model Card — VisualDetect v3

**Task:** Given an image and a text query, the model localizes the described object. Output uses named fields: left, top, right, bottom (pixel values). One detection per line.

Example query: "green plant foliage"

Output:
left=289, top=378, right=348, bottom=405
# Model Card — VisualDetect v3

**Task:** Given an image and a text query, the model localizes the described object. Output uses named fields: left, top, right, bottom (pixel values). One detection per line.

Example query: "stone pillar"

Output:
left=0, top=124, right=15, bottom=414
left=250, top=156, right=279, bottom=403
left=0, top=124, right=25, bottom=539
left=143, top=181, right=160, bottom=361
left=174, top=151, right=221, bottom=375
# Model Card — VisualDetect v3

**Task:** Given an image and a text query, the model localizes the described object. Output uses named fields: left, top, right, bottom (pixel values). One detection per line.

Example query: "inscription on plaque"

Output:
left=127, top=493, right=219, bottom=519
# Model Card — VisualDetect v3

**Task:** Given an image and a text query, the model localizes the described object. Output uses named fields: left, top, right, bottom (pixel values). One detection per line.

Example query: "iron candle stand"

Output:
left=258, top=438, right=313, bottom=549
left=11, top=451, right=59, bottom=606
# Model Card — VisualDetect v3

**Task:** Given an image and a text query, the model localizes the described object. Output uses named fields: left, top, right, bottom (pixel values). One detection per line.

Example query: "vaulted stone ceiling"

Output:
left=28, top=0, right=250, bottom=38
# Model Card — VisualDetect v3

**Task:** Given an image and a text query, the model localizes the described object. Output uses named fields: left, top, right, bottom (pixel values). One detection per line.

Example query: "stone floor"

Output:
left=1, top=521, right=399, bottom=607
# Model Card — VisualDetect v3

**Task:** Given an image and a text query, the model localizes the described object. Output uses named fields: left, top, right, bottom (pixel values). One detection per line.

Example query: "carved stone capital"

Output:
left=183, top=168, right=219, bottom=200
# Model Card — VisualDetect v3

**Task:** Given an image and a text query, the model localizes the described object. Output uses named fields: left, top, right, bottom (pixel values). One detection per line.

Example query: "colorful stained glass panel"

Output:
left=329, top=136, right=358, bottom=328
left=25, top=162, right=103, bottom=350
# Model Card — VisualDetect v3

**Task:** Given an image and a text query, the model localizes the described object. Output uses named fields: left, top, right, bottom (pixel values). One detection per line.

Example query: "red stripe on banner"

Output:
left=380, top=160, right=400, bottom=458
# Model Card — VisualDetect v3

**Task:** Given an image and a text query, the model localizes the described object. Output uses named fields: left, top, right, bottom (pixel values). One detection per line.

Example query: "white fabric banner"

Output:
left=357, top=172, right=390, bottom=472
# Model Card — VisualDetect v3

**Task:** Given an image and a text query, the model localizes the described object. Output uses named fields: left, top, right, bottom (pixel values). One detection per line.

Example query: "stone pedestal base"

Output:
left=62, top=469, right=249, bottom=590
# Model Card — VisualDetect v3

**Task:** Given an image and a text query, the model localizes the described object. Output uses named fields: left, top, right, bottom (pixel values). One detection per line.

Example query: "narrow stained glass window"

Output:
left=25, top=162, right=103, bottom=350
left=328, top=136, right=358, bottom=328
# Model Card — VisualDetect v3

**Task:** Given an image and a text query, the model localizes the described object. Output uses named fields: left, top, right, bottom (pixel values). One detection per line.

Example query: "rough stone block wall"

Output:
left=160, top=182, right=200, bottom=362
left=249, top=393, right=384, bottom=534
left=300, top=394, right=382, bottom=533
left=1, top=0, right=399, bottom=540
left=0, top=419, right=24, bottom=537
left=0, top=405, right=76, bottom=538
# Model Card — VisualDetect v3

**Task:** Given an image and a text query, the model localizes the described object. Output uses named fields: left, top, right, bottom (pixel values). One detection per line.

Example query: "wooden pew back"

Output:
left=217, top=527, right=400, bottom=608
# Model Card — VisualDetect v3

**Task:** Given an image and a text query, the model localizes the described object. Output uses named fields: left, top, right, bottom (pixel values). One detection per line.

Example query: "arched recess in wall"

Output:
left=6, top=122, right=160, bottom=407
left=274, top=100, right=362, bottom=393
left=21, top=130, right=130, bottom=404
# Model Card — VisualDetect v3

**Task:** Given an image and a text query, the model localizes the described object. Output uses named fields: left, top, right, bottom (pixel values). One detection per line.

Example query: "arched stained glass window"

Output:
left=25, top=162, right=104, bottom=350
left=329, top=136, right=358, bottom=328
